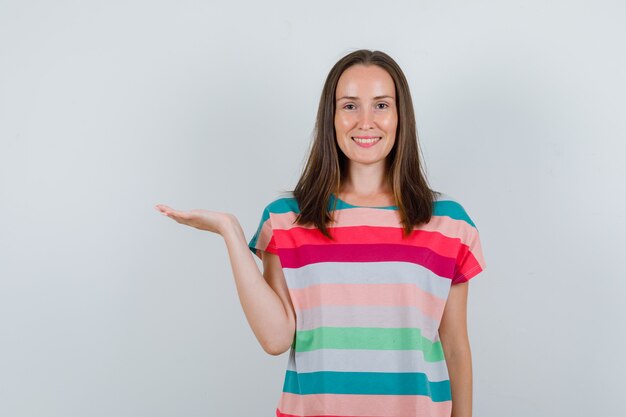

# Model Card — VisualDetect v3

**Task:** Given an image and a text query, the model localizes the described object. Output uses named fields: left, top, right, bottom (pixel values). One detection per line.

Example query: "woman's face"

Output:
left=334, top=64, right=398, bottom=167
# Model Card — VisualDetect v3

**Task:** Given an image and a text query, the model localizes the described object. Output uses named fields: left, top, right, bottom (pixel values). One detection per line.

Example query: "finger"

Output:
left=154, top=204, right=174, bottom=212
left=170, top=213, right=193, bottom=227
left=155, top=204, right=171, bottom=215
left=155, top=205, right=192, bottom=225
left=169, top=210, right=191, bottom=222
left=156, top=205, right=180, bottom=218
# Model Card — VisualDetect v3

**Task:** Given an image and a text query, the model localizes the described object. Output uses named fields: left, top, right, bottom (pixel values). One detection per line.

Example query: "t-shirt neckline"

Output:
left=331, top=193, right=398, bottom=209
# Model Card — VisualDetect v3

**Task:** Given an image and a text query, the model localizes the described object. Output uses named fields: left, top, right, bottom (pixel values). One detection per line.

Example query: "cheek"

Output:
left=334, top=115, right=352, bottom=132
left=382, top=114, right=398, bottom=132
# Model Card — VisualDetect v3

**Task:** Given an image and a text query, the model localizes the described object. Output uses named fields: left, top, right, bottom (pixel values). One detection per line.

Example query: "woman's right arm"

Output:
left=154, top=204, right=296, bottom=356
left=221, top=216, right=296, bottom=355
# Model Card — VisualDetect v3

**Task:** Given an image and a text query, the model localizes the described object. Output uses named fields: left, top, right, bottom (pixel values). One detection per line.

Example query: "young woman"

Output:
left=156, top=49, right=486, bottom=417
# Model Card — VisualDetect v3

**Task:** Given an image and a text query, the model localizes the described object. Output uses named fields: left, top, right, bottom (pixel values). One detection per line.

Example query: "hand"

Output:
left=154, top=204, right=235, bottom=235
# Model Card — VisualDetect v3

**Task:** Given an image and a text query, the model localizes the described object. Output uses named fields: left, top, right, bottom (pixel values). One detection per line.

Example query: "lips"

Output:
left=351, top=136, right=382, bottom=147
left=352, top=136, right=382, bottom=142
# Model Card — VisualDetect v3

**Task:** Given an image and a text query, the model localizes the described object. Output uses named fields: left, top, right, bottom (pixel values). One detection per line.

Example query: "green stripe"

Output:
left=283, top=370, right=451, bottom=401
left=267, top=197, right=299, bottom=214
left=266, top=196, right=476, bottom=227
left=293, top=327, right=444, bottom=362
left=432, top=200, right=476, bottom=227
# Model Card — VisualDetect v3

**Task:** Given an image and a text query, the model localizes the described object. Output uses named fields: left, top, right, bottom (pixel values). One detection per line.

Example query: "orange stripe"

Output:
left=289, top=283, right=445, bottom=319
left=277, top=392, right=451, bottom=417
left=272, top=208, right=472, bottom=241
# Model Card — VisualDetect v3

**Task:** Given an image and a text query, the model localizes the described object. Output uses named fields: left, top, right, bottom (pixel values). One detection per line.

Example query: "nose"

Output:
left=359, top=107, right=375, bottom=129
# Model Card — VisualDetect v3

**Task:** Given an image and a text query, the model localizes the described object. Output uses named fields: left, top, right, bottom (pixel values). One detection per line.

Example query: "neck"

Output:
left=341, top=160, right=390, bottom=196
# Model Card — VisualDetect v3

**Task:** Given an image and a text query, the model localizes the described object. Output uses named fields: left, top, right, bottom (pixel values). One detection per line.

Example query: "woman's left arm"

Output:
left=439, top=281, right=472, bottom=417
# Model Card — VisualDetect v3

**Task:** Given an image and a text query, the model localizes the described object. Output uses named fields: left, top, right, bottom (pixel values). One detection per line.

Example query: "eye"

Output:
left=377, top=103, right=389, bottom=109
left=343, top=104, right=356, bottom=110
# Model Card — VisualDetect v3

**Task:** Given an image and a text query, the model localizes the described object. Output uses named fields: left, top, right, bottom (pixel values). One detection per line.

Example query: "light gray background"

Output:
left=1, top=0, right=624, bottom=416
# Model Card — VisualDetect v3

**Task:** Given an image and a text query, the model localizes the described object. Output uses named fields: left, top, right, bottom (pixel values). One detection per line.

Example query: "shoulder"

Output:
left=263, top=191, right=300, bottom=215
left=432, top=191, right=479, bottom=229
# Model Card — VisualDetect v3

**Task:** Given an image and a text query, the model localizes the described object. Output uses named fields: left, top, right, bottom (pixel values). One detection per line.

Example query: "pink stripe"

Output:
left=278, top=243, right=455, bottom=277
left=254, top=219, right=278, bottom=254
left=277, top=392, right=451, bottom=417
left=289, top=283, right=445, bottom=320
left=275, top=225, right=458, bottom=258
left=454, top=247, right=482, bottom=283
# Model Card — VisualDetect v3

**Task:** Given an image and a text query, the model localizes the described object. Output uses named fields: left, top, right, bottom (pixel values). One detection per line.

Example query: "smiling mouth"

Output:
left=352, top=137, right=382, bottom=144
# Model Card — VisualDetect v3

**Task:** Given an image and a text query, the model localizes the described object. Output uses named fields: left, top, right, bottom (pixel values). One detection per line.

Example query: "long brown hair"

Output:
left=287, top=49, right=440, bottom=239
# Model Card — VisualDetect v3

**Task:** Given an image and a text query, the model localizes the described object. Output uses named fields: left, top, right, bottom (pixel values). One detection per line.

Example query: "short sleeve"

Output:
left=248, top=204, right=278, bottom=260
left=451, top=212, right=486, bottom=285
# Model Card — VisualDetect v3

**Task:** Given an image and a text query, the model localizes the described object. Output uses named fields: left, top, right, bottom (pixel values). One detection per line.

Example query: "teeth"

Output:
left=352, top=137, right=381, bottom=144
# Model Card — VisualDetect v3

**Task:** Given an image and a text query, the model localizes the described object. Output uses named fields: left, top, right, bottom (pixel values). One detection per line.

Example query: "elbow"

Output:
left=262, top=339, right=291, bottom=356
left=260, top=315, right=296, bottom=356
left=262, top=329, right=295, bottom=356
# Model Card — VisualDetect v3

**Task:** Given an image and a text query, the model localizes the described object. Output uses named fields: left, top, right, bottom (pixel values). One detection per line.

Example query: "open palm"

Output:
left=155, top=204, right=232, bottom=235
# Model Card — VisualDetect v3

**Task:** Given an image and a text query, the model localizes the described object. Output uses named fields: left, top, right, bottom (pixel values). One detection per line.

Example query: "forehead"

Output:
left=336, top=64, right=395, bottom=98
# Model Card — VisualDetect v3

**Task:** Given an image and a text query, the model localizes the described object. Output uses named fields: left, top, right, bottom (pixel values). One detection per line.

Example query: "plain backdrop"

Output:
left=1, top=0, right=624, bottom=416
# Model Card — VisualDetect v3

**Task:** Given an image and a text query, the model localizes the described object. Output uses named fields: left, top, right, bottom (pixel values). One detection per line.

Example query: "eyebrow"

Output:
left=336, top=95, right=394, bottom=102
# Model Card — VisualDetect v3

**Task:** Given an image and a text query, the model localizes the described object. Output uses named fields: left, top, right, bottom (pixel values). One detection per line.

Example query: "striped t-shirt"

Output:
left=248, top=191, right=486, bottom=417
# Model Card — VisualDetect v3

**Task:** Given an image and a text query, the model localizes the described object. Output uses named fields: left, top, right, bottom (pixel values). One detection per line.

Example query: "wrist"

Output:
left=219, top=214, right=243, bottom=239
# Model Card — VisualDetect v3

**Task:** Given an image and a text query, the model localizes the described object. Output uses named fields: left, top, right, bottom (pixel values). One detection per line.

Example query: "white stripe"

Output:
left=284, top=261, right=451, bottom=299
left=286, top=348, right=450, bottom=382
